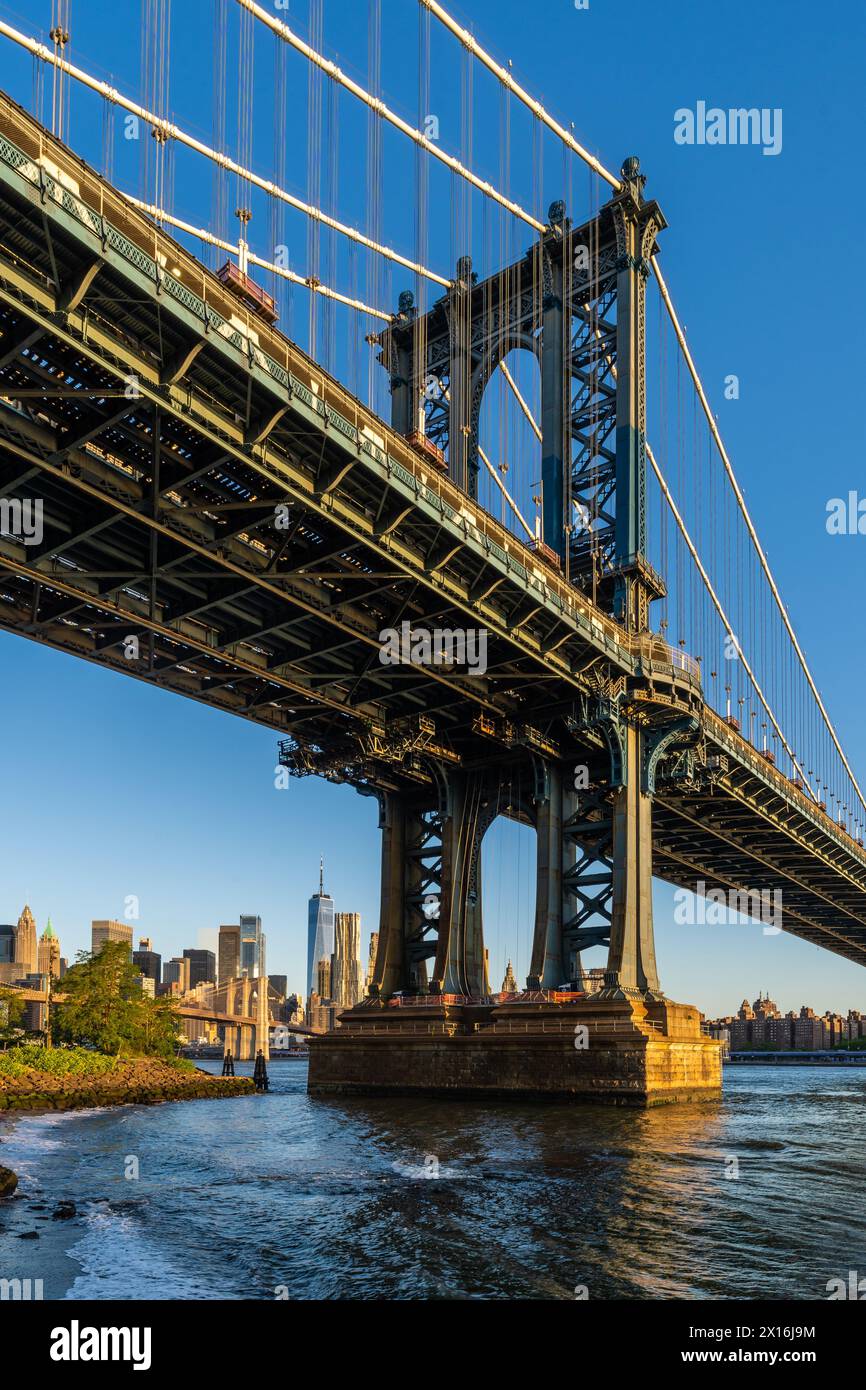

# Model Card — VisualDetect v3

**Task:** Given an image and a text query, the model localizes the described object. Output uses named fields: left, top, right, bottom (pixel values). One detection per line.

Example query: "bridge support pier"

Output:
left=238, top=1025, right=254, bottom=1062
left=254, top=978, right=270, bottom=1062
left=312, top=709, right=721, bottom=1106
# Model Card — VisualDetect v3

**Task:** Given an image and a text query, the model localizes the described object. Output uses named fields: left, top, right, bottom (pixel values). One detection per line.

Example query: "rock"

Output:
left=0, top=1165, right=18, bottom=1198
left=17, top=1230, right=39, bottom=1239
left=52, top=1200, right=77, bottom=1220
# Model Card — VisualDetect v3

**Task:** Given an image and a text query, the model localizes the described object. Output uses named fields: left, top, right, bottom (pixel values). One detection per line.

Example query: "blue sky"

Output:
left=0, top=0, right=864, bottom=1017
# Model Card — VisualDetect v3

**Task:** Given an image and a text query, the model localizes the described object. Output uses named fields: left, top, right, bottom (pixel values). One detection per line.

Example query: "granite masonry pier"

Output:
left=307, top=995, right=723, bottom=1107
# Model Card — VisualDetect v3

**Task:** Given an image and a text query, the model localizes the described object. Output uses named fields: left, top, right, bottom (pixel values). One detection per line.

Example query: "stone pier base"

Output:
left=307, top=995, right=722, bottom=1107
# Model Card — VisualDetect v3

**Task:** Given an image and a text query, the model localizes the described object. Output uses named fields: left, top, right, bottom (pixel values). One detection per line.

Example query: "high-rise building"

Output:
left=331, top=912, right=364, bottom=1008
left=91, top=920, right=133, bottom=955
left=37, top=919, right=61, bottom=979
left=0, top=923, right=18, bottom=986
left=240, top=915, right=264, bottom=979
left=133, top=939, right=162, bottom=982
left=163, top=956, right=190, bottom=993
left=0, top=924, right=15, bottom=965
left=316, top=956, right=332, bottom=1000
left=14, top=905, right=37, bottom=976
left=268, top=974, right=287, bottom=999
left=183, top=949, right=216, bottom=988
left=306, top=859, right=334, bottom=999
left=218, top=925, right=241, bottom=983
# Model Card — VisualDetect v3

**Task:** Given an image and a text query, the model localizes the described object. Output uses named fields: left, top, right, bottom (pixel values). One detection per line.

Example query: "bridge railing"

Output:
left=704, top=705, right=866, bottom=866
left=488, top=1018, right=664, bottom=1034
left=346, top=1018, right=664, bottom=1035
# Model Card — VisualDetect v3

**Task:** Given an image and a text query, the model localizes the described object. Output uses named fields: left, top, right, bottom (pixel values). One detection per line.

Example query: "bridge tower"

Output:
left=379, top=156, right=666, bottom=633
left=367, top=160, right=682, bottom=1003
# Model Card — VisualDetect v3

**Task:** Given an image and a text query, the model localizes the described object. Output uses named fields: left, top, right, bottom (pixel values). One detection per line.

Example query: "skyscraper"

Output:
left=37, top=919, right=61, bottom=979
left=14, top=905, right=37, bottom=977
left=163, top=957, right=190, bottom=992
left=133, top=939, right=162, bottom=983
left=240, top=915, right=264, bottom=978
left=0, top=924, right=15, bottom=965
left=331, top=912, right=364, bottom=1008
left=218, top=925, right=240, bottom=983
left=0, top=923, right=18, bottom=985
left=316, top=956, right=332, bottom=1000
left=183, top=949, right=216, bottom=988
left=91, top=920, right=133, bottom=955
left=306, top=859, right=334, bottom=1000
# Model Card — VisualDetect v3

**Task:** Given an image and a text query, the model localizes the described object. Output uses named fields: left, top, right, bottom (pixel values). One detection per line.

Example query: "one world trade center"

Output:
left=306, top=858, right=335, bottom=1000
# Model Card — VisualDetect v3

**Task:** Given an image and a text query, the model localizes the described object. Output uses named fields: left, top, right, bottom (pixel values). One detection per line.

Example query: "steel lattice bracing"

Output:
left=1, top=95, right=866, bottom=995
left=377, top=162, right=666, bottom=635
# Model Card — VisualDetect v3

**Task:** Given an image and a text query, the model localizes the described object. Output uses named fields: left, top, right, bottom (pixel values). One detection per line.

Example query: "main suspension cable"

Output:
left=237, top=0, right=545, bottom=233
left=0, top=18, right=451, bottom=289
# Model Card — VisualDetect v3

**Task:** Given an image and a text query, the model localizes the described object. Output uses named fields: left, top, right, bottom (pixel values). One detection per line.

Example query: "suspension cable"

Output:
left=237, top=0, right=545, bottom=233
left=420, top=0, right=863, bottom=814
left=122, top=194, right=392, bottom=319
left=647, top=443, right=813, bottom=799
left=497, top=360, right=541, bottom=441
left=0, top=18, right=451, bottom=289
left=419, top=0, right=620, bottom=190
left=652, top=258, right=866, bottom=814
left=478, top=443, right=533, bottom=538
left=512, top=307, right=816, bottom=798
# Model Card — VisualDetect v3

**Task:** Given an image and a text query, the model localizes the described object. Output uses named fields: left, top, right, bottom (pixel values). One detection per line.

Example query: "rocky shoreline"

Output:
left=0, top=1061, right=256, bottom=1297
left=0, top=1057, right=254, bottom=1114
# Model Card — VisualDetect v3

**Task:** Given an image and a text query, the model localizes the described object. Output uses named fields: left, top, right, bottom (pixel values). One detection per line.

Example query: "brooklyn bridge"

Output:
left=0, top=2, right=862, bottom=1103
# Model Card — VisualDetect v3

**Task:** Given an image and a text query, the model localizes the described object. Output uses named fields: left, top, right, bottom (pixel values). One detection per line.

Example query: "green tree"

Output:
left=0, top=987, right=25, bottom=1044
left=53, top=942, right=180, bottom=1058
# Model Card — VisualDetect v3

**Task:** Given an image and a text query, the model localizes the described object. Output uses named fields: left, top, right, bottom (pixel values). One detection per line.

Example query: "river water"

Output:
left=0, top=1061, right=863, bottom=1301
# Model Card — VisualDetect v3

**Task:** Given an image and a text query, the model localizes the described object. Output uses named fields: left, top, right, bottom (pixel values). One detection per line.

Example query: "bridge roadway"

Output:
left=0, top=93, right=865, bottom=970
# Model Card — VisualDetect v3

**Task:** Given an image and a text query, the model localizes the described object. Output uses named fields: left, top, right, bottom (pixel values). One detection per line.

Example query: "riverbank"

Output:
left=0, top=1058, right=255, bottom=1300
left=0, top=1049, right=254, bottom=1113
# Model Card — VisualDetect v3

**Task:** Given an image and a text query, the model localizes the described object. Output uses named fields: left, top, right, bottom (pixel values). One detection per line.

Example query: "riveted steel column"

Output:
left=433, top=770, right=487, bottom=997
left=528, top=763, right=565, bottom=988
left=541, top=226, right=566, bottom=558
left=611, top=158, right=666, bottom=632
left=448, top=258, right=473, bottom=493
left=606, top=724, right=660, bottom=992
left=368, top=791, right=407, bottom=1001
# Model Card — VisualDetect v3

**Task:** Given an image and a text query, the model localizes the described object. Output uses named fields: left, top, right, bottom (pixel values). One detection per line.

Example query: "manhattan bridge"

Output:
left=0, top=1, right=862, bottom=1100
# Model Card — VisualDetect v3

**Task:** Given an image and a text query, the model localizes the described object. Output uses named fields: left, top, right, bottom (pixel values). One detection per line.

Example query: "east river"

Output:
left=0, top=1062, right=863, bottom=1300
